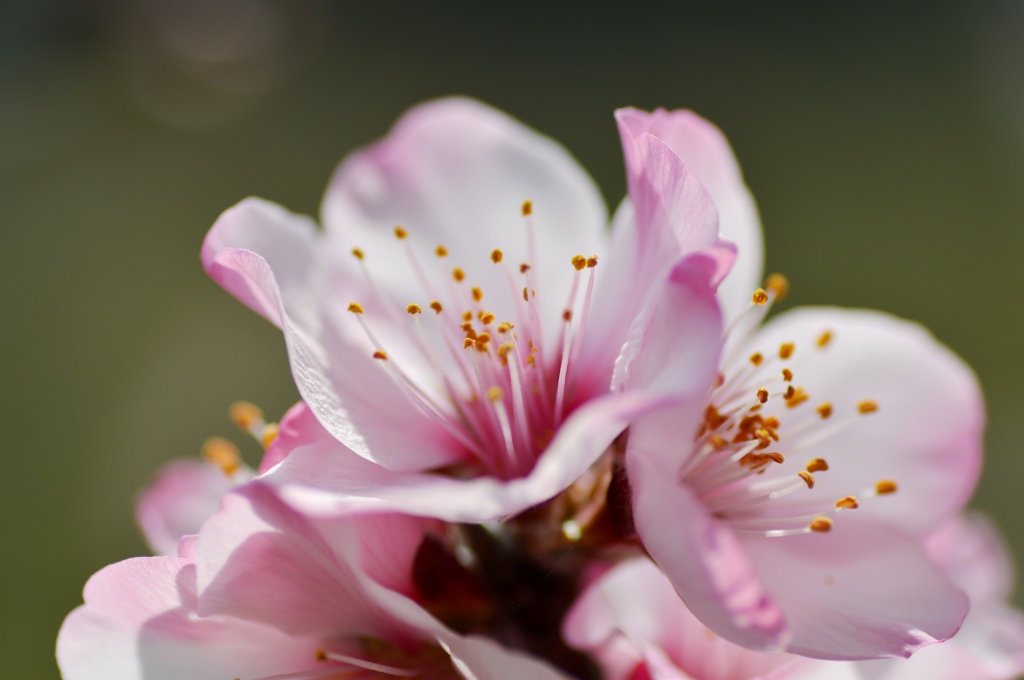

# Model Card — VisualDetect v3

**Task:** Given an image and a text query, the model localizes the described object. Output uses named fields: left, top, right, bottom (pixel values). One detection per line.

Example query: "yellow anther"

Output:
left=835, top=496, right=859, bottom=510
left=749, top=352, right=764, bottom=366
left=806, top=458, right=829, bottom=473
left=487, top=386, right=504, bottom=401
left=763, top=416, right=780, bottom=429
left=351, top=248, right=364, bottom=260
left=522, top=287, right=530, bottom=301
left=498, top=343, right=514, bottom=358
left=784, top=385, right=795, bottom=399
left=202, top=437, right=241, bottom=477
left=817, top=330, right=833, bottom=348
left=522, top=200, right=533, bottom=216
left=480, top=312, right=496, bottom=325
left=586, top=255, right=598, bottom=268
left=462, top=310, right=473, bottom=322
left=763, top=452, right=785, bottom=464
left=463, top=338, right=476, bottom=349
left=347, top=302, right=364, bottom=314
left=563, top=309, right=572, bottom=322
left=520, top=263, right=531, bottom=274
left=229, top=401, right=263, bottom=430
left=316, top=649, right=327, bottom=662
left=526, top=354, right=535, bottom=366
left=858, top=400, right=878, bottom=414
left=756, top=388, right=769, bottom=404
left=782, top=368, right=793, bottom=382
left=752, top=288, right=769, bottom=305
left=816, top=402, right=833, bottom=419
left=406, top=303, right=422, bottom=315
left=798, top=471, right=816, bottom=489
left=477, top=332, right=491, bottom=344
left=766, top=273, right=789, bottom=301
left=572, top=254, right=587, bottom=271
left=808, top=517, right=833, bottom=533
left=261, top=423, right=279, bottom=449
left=435, top=244, right=448, bottom=257
left=491, top=249, right=503, bottom=264
left=709, top=434, right=728, bottom=449
left=373, top=350, right=388, bottom=360
left=453, top=268, right=466, bottom=282
left=394, top=225, right=408, bottom=239
left=785, top=387, right=809, bottom=408
left=497, top=322, right=515, bottom=333
left=471, top=286, right=483, bottom=302
left=779, top=342, right=795, bottom=360
left=875, top=480, right=898, bottom=495
left=429, top=301, right=443, bottom=314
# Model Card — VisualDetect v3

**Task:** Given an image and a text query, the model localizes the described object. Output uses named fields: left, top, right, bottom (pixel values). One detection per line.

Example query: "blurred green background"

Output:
left=3, top=1, right=1024, bottom=677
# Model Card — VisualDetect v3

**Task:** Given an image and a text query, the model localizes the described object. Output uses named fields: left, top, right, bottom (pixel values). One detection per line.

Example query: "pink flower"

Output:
left=564, top=514, right=1024, bottom=680
left=618, top=111, right=983, bottom=659
left=57, top=483, right=574, bottom=680
left=200, top=97, right=735, bottom=522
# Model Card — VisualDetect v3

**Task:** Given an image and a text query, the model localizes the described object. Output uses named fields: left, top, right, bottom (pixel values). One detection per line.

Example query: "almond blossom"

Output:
left=563, top=513, right=1024, bottom=680
left=57, top=483, right=574, bottom=680
left=200, top=97, right=734, bottom=523
left=616, top=109, right=983, bottom=659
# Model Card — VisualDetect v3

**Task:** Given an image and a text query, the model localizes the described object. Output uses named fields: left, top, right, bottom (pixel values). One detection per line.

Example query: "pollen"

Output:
left=348, top=302, right=364, bottom=314
left=406, top=303, right=422, bottom=315
left=756, top=388, right=769, bottom=404
left=491, top=249, right=503, bottom=264
left=816, top=402, right=833, bottom=419
left=835, top=496, right=859, bottom=510
left=752, top=288, right=769, bottom=305
left=463, top=338, right=476, bottom=349
left=373, top=350, right=388, bottom=360
left=763, top=452, right=785, bottom=464
left=766, top=273, right=789, bottom=301
left=522, top=200, right=532, bottom=216
left=261, top=423, right=279, bottom=449
left=586, top=255, right=598, bottom=268
left=453, top=268, right=466, bottom=282
left=858, top=400, right=878, bottom=414
left=462, top=310, right=473, bottom=322
left=480, top=311, right=496, bottom=325
left=798, top=471, right=816, bottom=488
left=471, top=286, right=483, bottom=302
left=563, top=309, right=572, bottom=322
left=875, top=480, right=898, bottom=495
left=779, top=342, right=795, bottom=359
left=572, top=254, right=587, bottom=271
left=202, top=437, right=241, bottom=477
left=229, top=401, right=263, bottom=430
left=749, top=352, right=764, bottom=366
left=429, top=301, right=443, bottom=314
left=351, top=248, right=364, bottom=260
left=435, top=244, right=448, bottom=257
left=487, top=386, right=504, bottom=401
left=782, top=368, right=793, bottom=382
left=785, top=387, right=809, bottom=408
left=498, top=343, right=514, bottom=359
left=394, top=225, right=408, bottom=240
left=809, top=517, right=833, bottom=533
left=477, top=332, right=491, bottom=345
left=497, top=322, right=515, bottom=333
left=806, top=458, right=829, bottom=473
left=817, top=330, right=833, bottom=348
left=784, top=385, right=795, bottom=399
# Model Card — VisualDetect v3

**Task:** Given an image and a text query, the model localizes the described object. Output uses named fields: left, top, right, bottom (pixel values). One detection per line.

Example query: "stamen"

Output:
left=471, top=287, right=483, bottom=302
left=520, top=263, right=530, bottom=274
left=261, top=423, right=279, bottom=448
left=752, top=288, right=769, bottom=305
left=429, top=301, right=443, bottom=314
left=406, top=303, right=422, bottom=315
left=521, top=200, right=532, bottom=216
left=373, top=350, right=388, bottom=360
left=766, top=273, right=789, bottom=301
left=817, top=330, right=833, bottom=348
left=779, top=342, right=795, bottom=360
left=808, top=516, right=833, bottom=532
left=858, top=400, right=878, bottom=414
left=875, top=480, right=898, bottom=495
left=785, top=387, right=809, bottom=408
left=797, top=471, right=815, bottom=488
left=816, top=402, right=832, bottom=419
left=571, top=254, right=587, bottom=271
left=806, top=458, right=829, bottom=473
left=435, top=244, right=448, bottom=257
left=782, top=368, right=793, bottom=382
left=756, top=388, right=769, bottom=404
left=394, top=226, right=408, bottom=240
left=491, top=249, right=503, bottom=264
left=229, top=401, right=264, bottom=432
left=453, top=268, right=466, bottom=282
left=351, top=248, right=364, bottom=260
left=522, top=200, right=537, bottom=269
left=323, top=651, right=417, bottom=677
left=348, top=302, right=364, bottom=314
left=835, top=496, right=859, bottom=509
left=202, top=437, right=241, bottom=476
left=750, top=353, right=764, bottom=366
left=480, top=311, right=496, bottom=325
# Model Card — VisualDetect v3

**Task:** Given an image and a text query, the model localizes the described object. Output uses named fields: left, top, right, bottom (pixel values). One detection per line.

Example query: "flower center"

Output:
left=683, top=278, right=898, bottom=537
left=345, top=201, right=599, bottom=480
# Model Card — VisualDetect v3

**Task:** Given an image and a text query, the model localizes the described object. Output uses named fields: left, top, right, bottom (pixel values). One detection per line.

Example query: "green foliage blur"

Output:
left=3, top=2, right=1023, bottom=677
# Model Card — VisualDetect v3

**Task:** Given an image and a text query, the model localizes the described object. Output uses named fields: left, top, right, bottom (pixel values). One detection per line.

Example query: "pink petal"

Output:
left=322, top=96, right=607, bottom=358
left=56, top=556, right=322, bottom=680
left=741, top=515, right=969, bottom=660
left=267, top=393, right=659, bottom=523
left=135, top=458, right=253, bottom=555
left=743, top=307, right=984, bottom=536
left=615, top=107, right=763, bottom=322
left=628, top=451, right=789, bottom=653
left=925, top=512, right=1016, bottom=604
left=195, top=484, right=425, bottom=643
left=259, top=400, right=322, bottom=473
